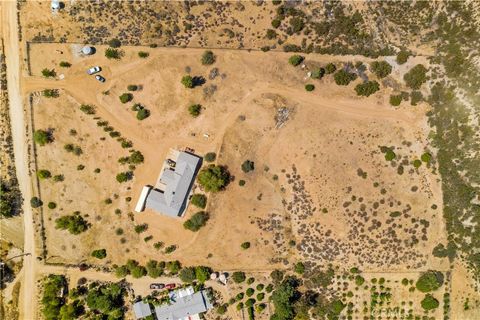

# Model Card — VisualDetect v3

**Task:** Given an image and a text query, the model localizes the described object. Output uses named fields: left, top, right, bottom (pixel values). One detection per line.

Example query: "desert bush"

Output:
left=334, top=69, right=357, bottom=85
left=55, top=213, right=88, bottom=234
left=146, top=260, right=164, bottom=278
left=216, top=304, right=227, bottom=315
left=325, top=63, right=337, bottom=74
left=241, top=242, right=251, bottom=249
left=311, top=68, right=325, bottom=79
left=413, top=159, right=422, bottom=168
left=288, top=55, right=304, bottom=66
left=47, top=202, right=56, bottom=209
left=421, top=152, right=432, bottom=163
left=190, top=194, right=207, bottom=209
left=246, top=288, right=255, bottom=297
left=41, top=68, right=56, bottom=78
left=271, top=19, right=281, bottom=28
left=239, top=180, right=246, bottom=186
left=305, top=84, right=315, bottom=91
left=136, top=108, right=150, bottom=120
left=37, top=169, right=51, bottom=179
left=410, top=91, right=423, bottom=106
left=91, top=249, right=107, bottom=259
left=34, top=130, right=52, bottom=146
left=80, top=104, right=95, bottom=114
left=105, top=48, right=122, bottom=60
left=355, top=275, right=365, bottom=286
left=121, top=140, right=133, bottom=148
left=59, top=61, right=71, bottom=68
left=188, top=104, right=202, bottom=117
left=179, top=267, right=196, bottom=283
left=116, top=171, right=133, bottom=183
left=134, top=224, right=148, bottom=233
left=119, top=93, right=133, bottom=104
left=181, top=75, right=194, bottom=88
left=127, top=85, right=138, bottom=91
left=396, top=50, right=409, bottom=64
left=138, top=51, right=149, bottom=58
left=164, top=245, right=177, bottom=254
left=77, top=164, right=85, bottom=171
left=183, top=211, right=209, bottom=231
left=201, top=50, right=216, bottom=65
left=266, top=29, right=277, bottom=39
left=355, top=81, right=380, bottom=97
left=241, top=160, right=255, bottom=173
left=30, top=197, right=43, bottom=208
left=404, top=64, right=428, bottom=89
left=43, top=89, right=59, bottom=98
left=370, top=61, right=392, bottom=78
left=389, top=94, right=402, bottom=106
left=289, top=16, right=304, bottom=33
left=204, top=152, right=216, bottom=162
left=232, top=271, right=246, bottom=283
left=294, top=262, right=305, bottom=274
left=108, top=38, right=121, bottom=48
left=197, top=165, right=230, bottom=192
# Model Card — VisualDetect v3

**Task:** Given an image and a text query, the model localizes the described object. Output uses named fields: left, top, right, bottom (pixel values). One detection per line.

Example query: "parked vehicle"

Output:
left=150, top=283, right=165, bottom=290
left=95, top=75, right=106, bottom=82
left=87, top=66, right=101, bottom=75
left=165, top=283, right=176, bottom=289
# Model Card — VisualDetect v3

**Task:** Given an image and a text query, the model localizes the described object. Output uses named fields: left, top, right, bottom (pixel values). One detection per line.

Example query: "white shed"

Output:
left=135, top=186, right=152, bottom=212
left=81, top=46, right=94, bottom=55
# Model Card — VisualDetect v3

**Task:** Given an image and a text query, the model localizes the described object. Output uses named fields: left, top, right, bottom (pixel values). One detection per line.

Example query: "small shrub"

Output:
left=355, top=81, right=380, bottom=97
left=421, top=152, right=432, bottom=163
left=55, top=213, right=89, bottom=234
left=404, top=64, right=428, bottom=89
left=204, top=152, right=216, bottom=162
left=197, top=165, right=230, bottom=192
left=181, top=75, right=194, bottom=88
left=43, top=89, right=59, bottom=98
left=232, top=271, right=246, bottom=283
left=396, top=50, right=409, bottom=65
left=53, top=175, right=64, bottom=182
left=389, top=94, right=402, bottom=106
left=30, top=197, right=43, bottom=208
left=91, top=249, right=107, bottom=259
left=80, top=104, right=95, bottom=114
left=266, top=29, right=277, bottom=39
left=183, top=211, right=209, bottom=232
left=241, top=242, right=251, bottom=249
left=134, top=224, right=148, bottom=234
left=246, top=288, right=255, bottom=297
left=413, top=159, right=422, bottom=168
left=108, top=38, right=121, bottom=48
left=410, top=91, right=423, bottom=106
left=59, top=61, right=71, bottom=68
left=334, top=69, right=357, bottom=86
left=239, top=180, right=246, bottom=186
left=33, top=130, right=52, bottom=146
left=370, top=61, right=392, bottom=78
left=241, top=160, right=255, bottom=173
left=37, top=170, right=51, bottom=179
left=288, top=55, right=304, bottom=66
left=271, top=19, right=281, bottom=28
left=136, top=108, right=150, bottom=120
left=119, top=93, right=133, bottom=104
left=325, top=63, right=337, bottom=74
left=164, top=245, right=177, bottom=254
left=138, top=51, right=149, bottom=58
left=201, top=50, right=216, bottom=65
left=305, top=84, right=315, bottom=91
left=41, top=68, right=56, bottom=78
left=416, top=271, right=444, bottom=292
left=384, top=149, right=396, bottom=161
left=47, top=202, right=57, bottom=209
left=105, top=48, right=122, bottom=60
left=116, top=171, right=133, bottom=183
left=190, top=194, right=207, bottom=209
left=294, top=262, right=305, bottom=274
left=188, top=104, right=202, bottom=117
left=127, top=85, right=138, bottom=91
left=421, top=294, right=439, bottom=310
left=311, top=68, right=325, bottom=79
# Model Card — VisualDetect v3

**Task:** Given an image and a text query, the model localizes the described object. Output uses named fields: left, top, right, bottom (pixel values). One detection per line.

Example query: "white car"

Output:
left=95, top=75, right=106, bottom=82
left=87, top=66, right=101, bottom=75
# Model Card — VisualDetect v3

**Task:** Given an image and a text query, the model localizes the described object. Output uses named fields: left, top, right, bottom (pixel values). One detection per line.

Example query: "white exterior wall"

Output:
left=135, top=186, right=152, bottom=212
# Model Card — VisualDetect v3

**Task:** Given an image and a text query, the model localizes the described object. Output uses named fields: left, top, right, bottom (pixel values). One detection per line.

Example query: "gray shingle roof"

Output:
left=145, top=152, right=201, bottom=217
left=153, top=290, right=213, bottom=320
left=133, top=301, right=152, bottom=319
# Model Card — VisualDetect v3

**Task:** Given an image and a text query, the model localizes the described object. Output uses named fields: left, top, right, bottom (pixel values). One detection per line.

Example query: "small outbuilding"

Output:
left=51, top=0, right=62, bottom=10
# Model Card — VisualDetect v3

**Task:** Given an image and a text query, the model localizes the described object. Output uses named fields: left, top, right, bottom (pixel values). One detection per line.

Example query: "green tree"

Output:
left=305, top=84, right=315, bottom=92
left=241, top=242, right=251, bottom=249
left=179, top=267, right=196, bottom=283
left=190, top=194, right=207, bottom=209
left=396, top=50, right=409, bottom=64
left=55, top=213, right=89, bottom=235
left=311, top=68, right=325, bottom=79
left=325, top=63, right=337, bottom=74
left=288, top=55, right=304, bottom=67
left=30, top=196, right=43, bottom=208
left=370, top=61, right=392, bottom=78
left=146, top=260, right=164, bottom=278
left=188, top=104, right=202, bottom=117
left=183, top=211, right=209, bottom=231
left=421, top=294, right=439, bottom=310
left=201, top=50, right=216, bottom=65
left=79, top=104, right=95, bottom=114
left=294, top=262, right=305, bottom=274
left=137, top=108, right=150, bottom=120
left=416, top=271, right=444, bottom=292
left=127, top=85, right=138, bottom=91
left=181, top=75, right=194, bottom=88
left=354, top=81, right=380, bottom=97
left=270, top=269, right=285, bottom=285
left=105, top=48, right=122, bottom=60
left=197, top=165, right=230, bottom=192
left=59, top=300, right=85, bottom=320
left=41, top=68, right=56, bottom=78
left=116, top=171, right=133, bottom=183
left=404, top=64, right=428, bottom=89
left=334, top=69, right=357, bottom=86
left=232, top=271, right=246, bottom=283
left=34, top=129, right=52, bottom=146
left=91, top=249, right=107, bottom=259
left=195, top=266, right=212, bottom=283
left=108, top=38, right=121, bottom=48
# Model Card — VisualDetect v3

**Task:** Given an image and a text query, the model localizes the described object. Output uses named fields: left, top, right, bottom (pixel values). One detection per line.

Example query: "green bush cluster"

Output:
left=197, top=165, right=230, bottom=192
left=55, top=213, right=89, bottom=235
left=201, top=50, right=216, bottom=65
left=188, top=104, right=202, bottom=117
left=288, top=55, right=304, bottom=66
left=354, top=80, right=380, bottom=97
left=183, top=212, right=209, bottom=232
left=204, top=152, right=216, bottom=162
left=370, top=61, right=392, bottom=78
left=190, top=194, right=207, bottom=209
left=334, top=69, right=357, bottom=85
left=404, top=64, right=428, bottom=89
left=91, top=249, right=107, bottom=259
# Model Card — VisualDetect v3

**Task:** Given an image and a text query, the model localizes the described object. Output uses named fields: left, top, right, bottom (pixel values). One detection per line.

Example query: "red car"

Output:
left=165, top=283, right=176, bottom=290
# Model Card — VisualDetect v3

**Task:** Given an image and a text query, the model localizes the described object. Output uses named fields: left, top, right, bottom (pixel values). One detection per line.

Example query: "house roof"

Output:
left=153, top=290, right=212, bottom=320
left=133, top=301, right=152, bottom=319
left=145, top=152, right=201, bottom=217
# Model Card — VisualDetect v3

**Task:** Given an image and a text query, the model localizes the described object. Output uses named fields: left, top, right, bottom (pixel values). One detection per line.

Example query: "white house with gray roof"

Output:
left=133, top=287, right=212, bottom=320
left=135, top=151, right=201, bottom=218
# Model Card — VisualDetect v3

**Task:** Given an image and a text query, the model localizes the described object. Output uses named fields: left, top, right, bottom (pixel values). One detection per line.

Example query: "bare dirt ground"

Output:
left=26, top=43, right=447, bottom=277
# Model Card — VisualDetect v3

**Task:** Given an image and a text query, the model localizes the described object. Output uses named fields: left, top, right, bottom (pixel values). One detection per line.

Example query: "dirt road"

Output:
left=1, top=1, right=37, bottom=319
